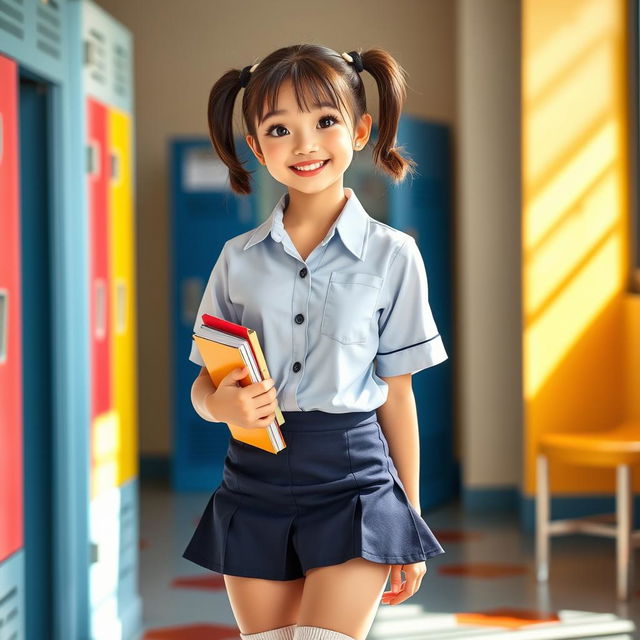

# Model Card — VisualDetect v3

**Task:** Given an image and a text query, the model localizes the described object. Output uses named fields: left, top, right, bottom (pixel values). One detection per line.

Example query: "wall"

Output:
left=456, top=0, right=523, bottom=504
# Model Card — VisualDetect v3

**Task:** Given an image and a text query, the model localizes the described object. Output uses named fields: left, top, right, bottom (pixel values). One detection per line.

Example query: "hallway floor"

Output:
left=137, top=477, right=640, bottom=639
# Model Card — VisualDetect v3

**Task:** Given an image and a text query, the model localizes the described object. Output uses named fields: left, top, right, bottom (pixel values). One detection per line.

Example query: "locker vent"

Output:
left=113, top=42, right=130, bottom=99
left=0, top=584, right=20, bottom=639
left=85, top=27, right=107, bottom=86
left=118, top=493, right=136, bottom=583
left=0, top=0, right=25, bottom=41
left=35, top=2, right=61, bottom=60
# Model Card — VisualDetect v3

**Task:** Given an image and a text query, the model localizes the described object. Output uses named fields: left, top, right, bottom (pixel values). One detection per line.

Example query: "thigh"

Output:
left=224, top=574, right=305, bottom=634
left=298, top=558, right=391, bottom=640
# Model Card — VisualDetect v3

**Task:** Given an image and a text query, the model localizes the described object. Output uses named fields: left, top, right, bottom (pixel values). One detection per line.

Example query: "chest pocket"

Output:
left=320, top=271, right=384, bottom=344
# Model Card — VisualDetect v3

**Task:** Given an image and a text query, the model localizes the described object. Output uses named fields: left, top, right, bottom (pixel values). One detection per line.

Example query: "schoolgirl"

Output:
left=184, top=44, right=449, bottom=640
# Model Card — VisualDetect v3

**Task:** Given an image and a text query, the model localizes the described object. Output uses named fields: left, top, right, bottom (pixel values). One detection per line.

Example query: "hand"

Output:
left=208, top=366, right=278, bottom=430
left=380, top=562, right=427, bottom=606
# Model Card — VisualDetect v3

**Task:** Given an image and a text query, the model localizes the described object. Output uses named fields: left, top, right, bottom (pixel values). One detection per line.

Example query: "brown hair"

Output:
left=207, top=44, right=417, bottom=195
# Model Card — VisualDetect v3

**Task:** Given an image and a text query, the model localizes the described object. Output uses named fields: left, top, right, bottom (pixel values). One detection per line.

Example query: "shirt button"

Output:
left=299, top=267, right=308, bottom=278
left=293, top=362, right=302, bottom=372
left=295, top=313, right=304, bottom=324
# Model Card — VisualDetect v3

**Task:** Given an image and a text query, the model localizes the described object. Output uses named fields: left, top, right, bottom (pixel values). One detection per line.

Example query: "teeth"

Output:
left=293, top=160, right=326, bottom=171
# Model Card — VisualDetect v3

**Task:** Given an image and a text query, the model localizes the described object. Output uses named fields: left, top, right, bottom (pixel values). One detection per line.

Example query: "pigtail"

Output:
left=207, top=69, right=253, bottom=195
left=360, top=49, right=417, bottom=182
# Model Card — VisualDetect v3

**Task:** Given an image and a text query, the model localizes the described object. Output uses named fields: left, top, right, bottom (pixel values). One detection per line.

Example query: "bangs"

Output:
left=254, top=62, right=353, bottom=126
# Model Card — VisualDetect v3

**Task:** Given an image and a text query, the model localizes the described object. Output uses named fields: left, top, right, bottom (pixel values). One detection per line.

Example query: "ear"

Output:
left=354, top=112, right=373, bottom=149
left=245, top=134, right=266, bottom=165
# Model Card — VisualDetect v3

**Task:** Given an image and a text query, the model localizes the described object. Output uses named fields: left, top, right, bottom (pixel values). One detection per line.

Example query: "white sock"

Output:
left=294, top=626, right=355, bottom=640
left=240, top=624, right=297, bottom=640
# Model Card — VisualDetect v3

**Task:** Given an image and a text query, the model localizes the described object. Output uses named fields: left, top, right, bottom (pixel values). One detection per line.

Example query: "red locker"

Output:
left=0, top=54, right=24, bottom=561
left=86, top=97, right=112, bottom=484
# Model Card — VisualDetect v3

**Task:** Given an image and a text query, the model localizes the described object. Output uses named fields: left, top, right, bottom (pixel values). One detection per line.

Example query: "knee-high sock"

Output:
left=293, top=626, right=355, bottom=640
left=240, top=623, right=297, bottom=640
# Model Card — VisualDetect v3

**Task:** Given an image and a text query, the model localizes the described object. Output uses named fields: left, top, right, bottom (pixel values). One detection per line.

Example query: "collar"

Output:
left=242, top=187, right=370, bottom=261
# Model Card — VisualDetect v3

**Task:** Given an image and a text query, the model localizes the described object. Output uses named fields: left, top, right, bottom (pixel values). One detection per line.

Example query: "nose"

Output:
left=293, top=130, right=319, bottom=155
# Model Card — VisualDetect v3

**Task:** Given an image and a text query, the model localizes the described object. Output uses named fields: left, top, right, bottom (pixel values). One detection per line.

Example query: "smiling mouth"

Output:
left=289, top=159, right=330, bottom=171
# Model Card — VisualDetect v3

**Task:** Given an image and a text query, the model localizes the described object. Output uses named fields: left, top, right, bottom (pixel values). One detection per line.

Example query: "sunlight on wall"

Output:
left=522, top=0, right=631, bottom=495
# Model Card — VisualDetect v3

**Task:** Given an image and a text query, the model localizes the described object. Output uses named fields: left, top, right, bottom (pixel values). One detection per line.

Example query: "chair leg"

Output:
left=536, top=453, right=550, bottom=582
left=616, top=464, right=633, bottom=600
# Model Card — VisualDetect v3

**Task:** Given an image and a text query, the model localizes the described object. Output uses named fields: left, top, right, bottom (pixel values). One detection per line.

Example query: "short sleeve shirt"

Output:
left=189, top=187, right=448, bottom=412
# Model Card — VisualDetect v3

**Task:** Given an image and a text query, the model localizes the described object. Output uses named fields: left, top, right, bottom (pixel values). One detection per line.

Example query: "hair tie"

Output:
left=239, top=62, right=259, bottom=88
left=341, top=50, right=364, bottom=73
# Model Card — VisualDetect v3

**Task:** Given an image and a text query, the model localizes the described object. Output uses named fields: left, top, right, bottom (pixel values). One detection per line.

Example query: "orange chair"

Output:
left=536, top=422, right=640, bottom=600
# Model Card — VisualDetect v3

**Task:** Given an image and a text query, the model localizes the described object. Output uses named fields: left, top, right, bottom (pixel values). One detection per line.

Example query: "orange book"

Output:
left=192, top=315, right=286, bottom=454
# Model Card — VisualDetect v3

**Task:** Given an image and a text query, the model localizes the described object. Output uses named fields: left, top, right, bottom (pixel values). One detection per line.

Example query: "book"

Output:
left=192, top=314, right=286, bottom=454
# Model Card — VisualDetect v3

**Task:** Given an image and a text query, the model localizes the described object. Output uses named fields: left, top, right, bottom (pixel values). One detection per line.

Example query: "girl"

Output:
left=183, top=44, right=449, bottom=640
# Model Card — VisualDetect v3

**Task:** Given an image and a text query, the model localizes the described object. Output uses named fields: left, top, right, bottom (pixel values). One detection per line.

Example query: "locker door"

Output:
left=0, top=53, right=26, bottom=639
left=171, top=139, right=259, bottom=490
left=87, top=97, right=115, bottom=500
left=108, top=106, right=138, bottom=486
left=391, top=115, right=456, bottom=509
left=0, top=55, right=24, bottom=564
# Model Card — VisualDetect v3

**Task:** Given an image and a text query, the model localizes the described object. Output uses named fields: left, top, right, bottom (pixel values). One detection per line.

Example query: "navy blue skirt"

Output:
left=182, top=409, right=445, bottom=580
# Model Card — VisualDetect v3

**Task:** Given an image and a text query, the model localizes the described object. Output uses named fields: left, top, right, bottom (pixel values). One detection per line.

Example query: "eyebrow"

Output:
left=259, top=101, right=339, bottom=125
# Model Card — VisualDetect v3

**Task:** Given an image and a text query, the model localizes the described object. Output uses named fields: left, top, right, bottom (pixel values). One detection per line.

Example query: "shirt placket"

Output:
left=280, top=231, right=333, bottom=411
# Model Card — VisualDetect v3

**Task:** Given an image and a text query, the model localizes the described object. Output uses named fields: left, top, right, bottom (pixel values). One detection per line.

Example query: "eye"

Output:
left=265, top=113, right=341, bottom=138
left=265, top=123, right=289, bottom=138
left=318, top=114, right=339, bottom=128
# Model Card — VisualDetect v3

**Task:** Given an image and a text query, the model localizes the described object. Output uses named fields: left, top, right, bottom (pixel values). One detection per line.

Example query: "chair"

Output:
left=536, top=421, right=640, bottom=599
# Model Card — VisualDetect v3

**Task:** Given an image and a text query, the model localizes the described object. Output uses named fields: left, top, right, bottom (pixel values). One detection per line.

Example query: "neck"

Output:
left=283, top=180, right=349, bottom=229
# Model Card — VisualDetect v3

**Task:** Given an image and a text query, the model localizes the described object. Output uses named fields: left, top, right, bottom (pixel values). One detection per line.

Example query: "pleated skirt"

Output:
left=182, top=409, right=445, bottom=580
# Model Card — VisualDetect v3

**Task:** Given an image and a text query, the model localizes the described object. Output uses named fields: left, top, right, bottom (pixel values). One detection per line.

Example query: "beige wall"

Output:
left=456, top=0, right=522, bottom=495
left=94, top=0, right=458, bottom=456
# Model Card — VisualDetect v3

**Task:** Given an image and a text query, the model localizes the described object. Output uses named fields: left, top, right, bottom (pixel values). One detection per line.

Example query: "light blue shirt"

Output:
left=189, top=187, right=448, bottom=413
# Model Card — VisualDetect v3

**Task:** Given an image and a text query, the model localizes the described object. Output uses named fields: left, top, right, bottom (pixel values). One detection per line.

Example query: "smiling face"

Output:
left=245, top=79, right=372, bottom=195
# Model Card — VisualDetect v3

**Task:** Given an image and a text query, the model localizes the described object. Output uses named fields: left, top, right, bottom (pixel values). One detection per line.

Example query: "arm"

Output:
left=191, top=366, right=220, bottom=422
left=376, top=373, right=421, bottom=512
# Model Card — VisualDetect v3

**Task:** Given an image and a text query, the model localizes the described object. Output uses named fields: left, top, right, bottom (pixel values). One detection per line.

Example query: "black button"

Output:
left=299, top=267, right=308, bottom=278
left=295, top=313, right=304, bottom=324
left=293, top=362, right=301, bottom=372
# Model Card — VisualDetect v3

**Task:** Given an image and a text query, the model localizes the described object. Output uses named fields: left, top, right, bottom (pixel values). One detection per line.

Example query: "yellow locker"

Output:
left=109, top=106, right=139, bottom=485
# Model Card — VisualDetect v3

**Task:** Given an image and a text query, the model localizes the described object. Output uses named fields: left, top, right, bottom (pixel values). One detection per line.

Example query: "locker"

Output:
left=87, top=96, right=114, bottom=500
left=170, top=138, right=260, bottom=491
left=75, top=1, right=143, bottom=636
left=391, top=114, right=456, bottom=508
left=0, top=53, right=26, bottom=639
left=0, top=53, right=23, bottom=565
left=109, top=107, right=138, bottom=485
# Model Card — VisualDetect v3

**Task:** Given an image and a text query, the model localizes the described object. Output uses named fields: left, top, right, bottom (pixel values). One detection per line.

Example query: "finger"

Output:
left=255, top=412, right=276, bottom=427
left=244, top=378, right=273, bottom=399
left=389, top=567, right=403, bottom=594
left=255, top=397, right=277, bottom=412
left=385, top=581, right=412, bottom=605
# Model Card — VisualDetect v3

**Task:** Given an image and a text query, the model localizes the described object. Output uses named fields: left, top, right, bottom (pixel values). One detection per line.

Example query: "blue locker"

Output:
left=171, top=138, right=260, bottom=491
left=391, top=114, right=456, bottom=508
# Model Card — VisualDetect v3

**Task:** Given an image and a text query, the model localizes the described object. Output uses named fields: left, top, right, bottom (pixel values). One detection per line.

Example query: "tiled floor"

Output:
left=138, top=477, right=640, bottom=639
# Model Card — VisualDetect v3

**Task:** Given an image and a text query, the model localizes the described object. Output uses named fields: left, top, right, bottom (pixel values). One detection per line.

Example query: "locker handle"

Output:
left=87, top=140, right=100, bottom=177
left=95, top=279, right=106, bottom=340
left=0, top=289, right=7, bottom=365
left=116, top=279, right=127, bottom=334
left=111, top=150, right=120, bottom=183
